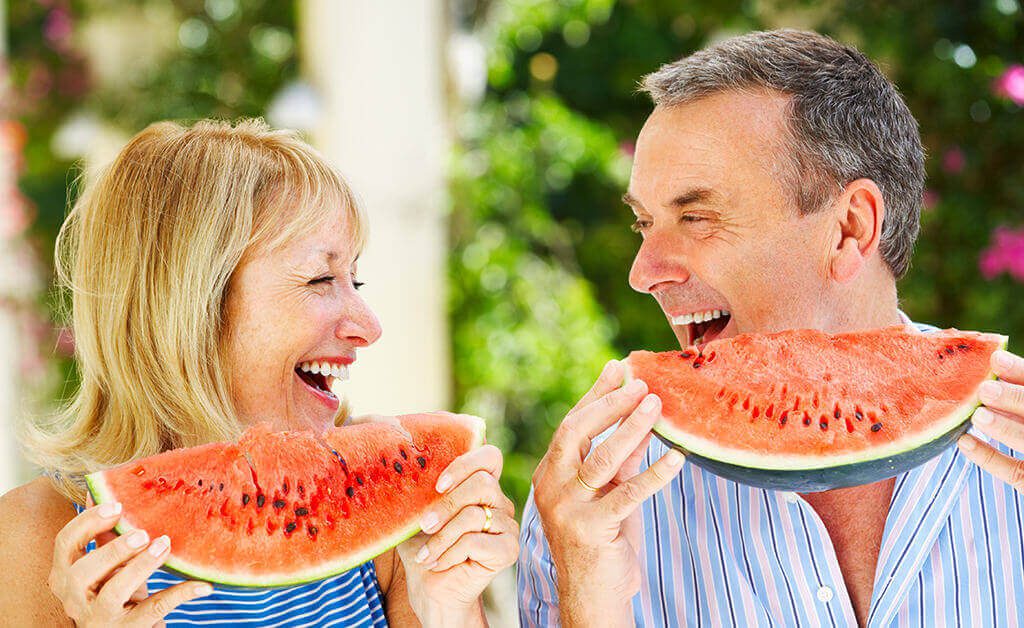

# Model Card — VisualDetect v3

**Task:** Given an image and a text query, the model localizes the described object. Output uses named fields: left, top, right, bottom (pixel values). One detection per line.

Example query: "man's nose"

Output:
left=629, top=233, right=691, bottom=293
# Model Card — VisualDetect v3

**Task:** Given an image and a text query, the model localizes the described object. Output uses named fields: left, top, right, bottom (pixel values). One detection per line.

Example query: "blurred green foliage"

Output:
left=451, top=0, right=1024, bottom=508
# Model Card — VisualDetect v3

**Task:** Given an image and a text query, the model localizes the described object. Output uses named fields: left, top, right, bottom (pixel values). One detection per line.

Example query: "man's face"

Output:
left=626, top=90, right=841, bottom=348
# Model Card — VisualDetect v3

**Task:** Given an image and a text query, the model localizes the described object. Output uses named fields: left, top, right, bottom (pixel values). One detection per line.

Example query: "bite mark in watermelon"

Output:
left=86, top=412, right=485, bottom=587
left=625, top=327, right=1008, bottom=492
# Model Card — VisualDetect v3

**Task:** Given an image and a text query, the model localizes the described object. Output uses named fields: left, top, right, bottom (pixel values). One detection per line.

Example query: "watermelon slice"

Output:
left=86, top=412, right=485, bottom=587
left=626, top=327, right=1008, bottom=492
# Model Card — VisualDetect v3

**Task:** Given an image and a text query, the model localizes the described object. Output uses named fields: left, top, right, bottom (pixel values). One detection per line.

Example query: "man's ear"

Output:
left=829, top=178, right=885, bottom=283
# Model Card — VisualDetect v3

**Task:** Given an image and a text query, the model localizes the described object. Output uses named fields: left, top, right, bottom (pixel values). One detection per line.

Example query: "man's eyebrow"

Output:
left=621, top=191, right=642, bottom=210
left=669, top=187, right=717, bottom=208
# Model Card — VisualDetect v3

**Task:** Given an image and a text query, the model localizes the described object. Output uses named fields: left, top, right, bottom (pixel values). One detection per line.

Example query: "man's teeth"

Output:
left=298, top=361, right=349, bottom=383
left=671, top=309, right=729, bottom=326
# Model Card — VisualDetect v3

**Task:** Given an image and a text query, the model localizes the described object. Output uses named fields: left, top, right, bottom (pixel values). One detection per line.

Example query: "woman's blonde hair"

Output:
left=21, top=118, right=366, bottom=504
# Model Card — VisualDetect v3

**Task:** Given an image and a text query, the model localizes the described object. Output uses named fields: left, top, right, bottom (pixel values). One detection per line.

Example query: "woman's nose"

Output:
left=336, top=294, right=382, bottom=347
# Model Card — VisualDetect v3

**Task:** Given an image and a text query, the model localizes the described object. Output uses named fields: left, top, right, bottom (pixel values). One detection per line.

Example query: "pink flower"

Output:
left=994, top=64, right=1024, bottom=106
left=44, top=8, right=73, bottom=47
left=923, top=188, right=940, bottom=210
left=55, top=326, right=75, bottom=357
left=618, top=141, right=635, bottom=157
left=979, top=226, right=1024, bottom=282
left=942, top=147, right=966, bottom=174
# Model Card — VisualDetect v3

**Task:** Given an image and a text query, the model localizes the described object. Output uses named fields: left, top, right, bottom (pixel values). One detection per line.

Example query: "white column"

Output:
left=300, top=1, right=451, bottom=416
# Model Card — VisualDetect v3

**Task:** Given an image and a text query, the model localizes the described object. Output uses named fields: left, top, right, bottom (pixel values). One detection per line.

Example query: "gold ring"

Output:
left=481, top=506, right=493, bottom=533
left=576, top=472, right=600, bottom=492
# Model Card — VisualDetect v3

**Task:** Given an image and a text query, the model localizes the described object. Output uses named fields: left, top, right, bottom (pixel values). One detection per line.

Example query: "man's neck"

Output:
left=819, top=263, right=902, bottom=333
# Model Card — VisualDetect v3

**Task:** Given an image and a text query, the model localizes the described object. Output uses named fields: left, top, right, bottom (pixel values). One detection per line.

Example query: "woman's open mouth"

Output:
left=671, top=308, right=732, bottom=347
left=295, top=361, right=349, bottom=410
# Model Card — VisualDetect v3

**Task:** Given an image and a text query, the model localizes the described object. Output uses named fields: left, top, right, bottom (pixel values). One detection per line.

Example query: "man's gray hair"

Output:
left=641, top=29, right=925, bottom=279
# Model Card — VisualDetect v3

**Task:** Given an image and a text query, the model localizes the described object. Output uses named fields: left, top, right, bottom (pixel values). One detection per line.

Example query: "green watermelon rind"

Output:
left=85, top=414, right=487, bottom=588
left=625, top=334, right=1008, bottom=492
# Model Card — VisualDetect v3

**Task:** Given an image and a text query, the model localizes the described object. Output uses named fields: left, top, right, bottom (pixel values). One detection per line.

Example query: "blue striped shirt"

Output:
left=518, top=320, right=1024, bottom=626
left=74, top=503, right=388, bottom=627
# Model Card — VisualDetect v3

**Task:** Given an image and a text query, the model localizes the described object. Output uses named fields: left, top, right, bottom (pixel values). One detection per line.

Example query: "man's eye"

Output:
left=309, top=275, right=334, bottom=285
left=630, top=220, right=651, bottom=233
left=680, top=214, right=706, bottom=223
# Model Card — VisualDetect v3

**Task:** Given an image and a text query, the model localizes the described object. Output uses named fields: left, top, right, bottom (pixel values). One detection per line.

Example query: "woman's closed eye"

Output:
left=309, top=275, right=365, bottom=290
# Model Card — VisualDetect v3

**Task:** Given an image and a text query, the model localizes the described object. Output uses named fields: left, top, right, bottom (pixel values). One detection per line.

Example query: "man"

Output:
left=519, top=29, right=1024, bottom=627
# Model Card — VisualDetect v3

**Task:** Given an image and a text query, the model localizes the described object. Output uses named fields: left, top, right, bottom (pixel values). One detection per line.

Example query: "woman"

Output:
left=0, top=119, right=518, bottom=626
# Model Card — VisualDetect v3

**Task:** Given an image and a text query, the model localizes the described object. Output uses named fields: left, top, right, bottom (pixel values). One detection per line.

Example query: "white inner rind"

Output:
left=624, top=336, right=1007, bottom=471
left=86, top=413, right=487, bottom=588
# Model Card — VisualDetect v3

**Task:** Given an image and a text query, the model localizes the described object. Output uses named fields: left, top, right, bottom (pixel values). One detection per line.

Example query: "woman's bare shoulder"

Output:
left=0, top=476, right=74, bottom=531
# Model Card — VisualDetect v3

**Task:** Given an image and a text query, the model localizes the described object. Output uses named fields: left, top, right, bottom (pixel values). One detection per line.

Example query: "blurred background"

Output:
left=1, top=0, right=1022, bottom=623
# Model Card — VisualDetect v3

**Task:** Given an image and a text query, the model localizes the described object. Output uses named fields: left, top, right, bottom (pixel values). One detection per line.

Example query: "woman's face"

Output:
left=222, top=207, right=381, bottom=432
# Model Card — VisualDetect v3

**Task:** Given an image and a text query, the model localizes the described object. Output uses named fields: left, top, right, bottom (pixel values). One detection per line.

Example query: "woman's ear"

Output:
left=829, top=178, right=885, bottom=283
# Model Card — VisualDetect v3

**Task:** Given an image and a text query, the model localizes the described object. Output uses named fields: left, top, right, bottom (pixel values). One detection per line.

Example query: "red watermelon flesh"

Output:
left=626, top=327, right=1007, bottom=490
left=86, top=412, right=485, bottom=587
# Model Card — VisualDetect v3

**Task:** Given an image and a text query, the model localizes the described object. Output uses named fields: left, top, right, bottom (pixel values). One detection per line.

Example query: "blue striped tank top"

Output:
left=73, top=503, right=389, bottom=627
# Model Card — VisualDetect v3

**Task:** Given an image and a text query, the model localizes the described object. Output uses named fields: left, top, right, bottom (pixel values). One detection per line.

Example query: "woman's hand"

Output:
left=48, top=502, right=213, bottom=627
left=395, top=444, right=519, bottom=628
left=959, top=349, right=1024, bottom=488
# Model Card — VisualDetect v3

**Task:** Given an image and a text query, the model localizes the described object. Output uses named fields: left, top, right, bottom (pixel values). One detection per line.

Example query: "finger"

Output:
left=420, top=470, right=510, bottom=534
left=416, top=506, right=512, bottom=566
left=128, top=580, right=214, bottom=624
left=53, top=502, right=124, bottom=571
left=578, top=394, right=661, bottom=490
left=614, top=433, right=654, bottom=484
left=570, top=359, right=625, bottom=414
left=959, top=434, right=1024, bottom=491
left=428, top=522, right=519, bottom=572
left=434, top=444, right=503, bottom=494
left=71, top=528, right=155, bottom=591
left=601, top=449, right=685, bottom=522
left=979, top=378, right=1024, bottom=419
left=94, top=535, right=171, bottom=612
left=551, top=379, right=649, bottom=467
left=971, top=407, right=1024, bottom=451
left=992, top=350, right=1024, bottom=385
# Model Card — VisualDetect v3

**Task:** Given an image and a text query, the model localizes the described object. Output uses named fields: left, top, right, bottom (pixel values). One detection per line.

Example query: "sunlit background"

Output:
left=2, top=0, right=1023, bottom=622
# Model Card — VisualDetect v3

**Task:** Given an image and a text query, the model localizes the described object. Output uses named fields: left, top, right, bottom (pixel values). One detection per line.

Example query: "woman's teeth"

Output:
left=298, top=361, right=349, bottom=384
left=671, top=309, right=729, bottom=326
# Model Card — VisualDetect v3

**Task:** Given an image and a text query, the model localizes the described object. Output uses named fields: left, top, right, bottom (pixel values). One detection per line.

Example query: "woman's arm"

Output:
left=0, top=477, right=76, bottom=624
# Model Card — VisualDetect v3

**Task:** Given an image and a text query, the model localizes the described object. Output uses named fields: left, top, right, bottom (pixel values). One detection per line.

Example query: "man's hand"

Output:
left=958, top=349, right=1024, bottom=488
left=531, top=359, right=685, bottom=628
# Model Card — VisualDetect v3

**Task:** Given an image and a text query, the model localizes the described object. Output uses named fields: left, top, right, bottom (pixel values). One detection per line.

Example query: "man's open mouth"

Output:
left=671, top=308, right=731, bottom=346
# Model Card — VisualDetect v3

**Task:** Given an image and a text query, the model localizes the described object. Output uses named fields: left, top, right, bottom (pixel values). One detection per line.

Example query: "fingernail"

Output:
left=435, top=474, right=452, bottom=493
left=665, top=450, right=684, bottom=466
left=979, top=381, right=1001, bottom=403
left=415, top=546, right=430, bottom=563
left=626, top=379, right=647, bottom=394
left=147, top=535, right=170, bottom=557
left=194, top=583, right=214, bottom=596
left=974, top=407, right=994, bottom=425
left=98, top=502, right=122, bottom=518
left=640, top=394, right=660, bottom=414
left=126, top=530, right=149, bottom=549
left=603, top=359, right=620, bottom=377
left=995, top=350, right=1014, bottom=371
left=959, top=435, right=977, bottom=451
left=425, top=560, right=439, bottom=571
left=420, top=512, right=439, bottom=532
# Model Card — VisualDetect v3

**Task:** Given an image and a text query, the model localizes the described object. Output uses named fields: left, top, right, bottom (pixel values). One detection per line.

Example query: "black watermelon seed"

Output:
left=819, top=420, right=828, bottom=430
left=282, top=481, right=289, bottom=494
left=692, top=361, right=701, bottom=368
left=219, top=483, right=224, bottom=491
left=285, top=522, right=297, bottom=534
left=400, top=449, right=408, bottom=460
left=198, top=479, right=203, bottom=487
left=871, top=422, right=883, bottom=432
left=834, top=408, right=841, bottom=419
left=855, top=410, right=864, bottom=421
left=381, top=456, right=388, bottom=467
left=779, top=415, right=788, bottom=426
left=298, top=484, right=305, bottom=496
left=273, top=499, right=286, bottom=509
left=356, top=475, right=364, bottom=486
left=307, top=525, right=318, bottom=538
left=294, top=507, right=309, bottom=517
left=945, top=347, right=955, bottom=355
left=938, top=353, right=944, bottom=360
left=346, top=487, right=355, bottom=498
left=958, top=343, right=969, bottom=350
left=257, top=494, right=266, bottom=508
left=416, top=456, right=426, bottom=469
left=393, top=461, right=403, bottom=474
left=242, top=493, right=251, bottom=506
left=681, top=351, right=693, bottom=359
